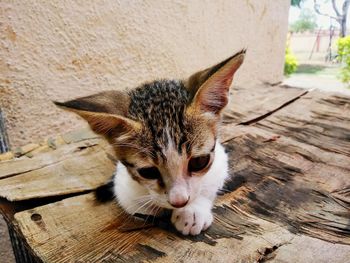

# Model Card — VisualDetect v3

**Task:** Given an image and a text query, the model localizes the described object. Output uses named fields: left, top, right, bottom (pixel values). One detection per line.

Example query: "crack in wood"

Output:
left=238, top=90, right=309, bottom=125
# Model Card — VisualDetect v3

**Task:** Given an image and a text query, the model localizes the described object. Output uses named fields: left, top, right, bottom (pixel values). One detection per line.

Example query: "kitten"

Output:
left=55, top=50, right=245, bottom=235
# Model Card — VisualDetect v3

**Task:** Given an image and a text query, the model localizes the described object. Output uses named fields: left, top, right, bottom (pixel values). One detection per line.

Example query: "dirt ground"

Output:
left=284, top=60, right=350, bottom=96
left=284, top=71, right=350, bottom=95
left=0, top=216, right=15, bottom=263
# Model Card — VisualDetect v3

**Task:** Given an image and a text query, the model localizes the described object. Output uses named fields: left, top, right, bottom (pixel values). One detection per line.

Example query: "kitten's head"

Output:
left=55, top=50, right=245, bottom=209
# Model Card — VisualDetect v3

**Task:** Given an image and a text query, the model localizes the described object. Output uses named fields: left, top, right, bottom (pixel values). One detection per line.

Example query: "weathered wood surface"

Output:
left=13, top=193, right=350, bottom=263
left=0, top=127, right=116, bottom=202
left=0, top=85, right=349, bottom=262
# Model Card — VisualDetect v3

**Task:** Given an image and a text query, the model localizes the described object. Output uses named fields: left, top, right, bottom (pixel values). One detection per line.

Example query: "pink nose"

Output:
left=169, top=198, right=189, bottom=208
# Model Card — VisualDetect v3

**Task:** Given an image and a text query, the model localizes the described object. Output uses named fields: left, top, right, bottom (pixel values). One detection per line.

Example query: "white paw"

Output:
left=171, top=206, right=213, bottom=235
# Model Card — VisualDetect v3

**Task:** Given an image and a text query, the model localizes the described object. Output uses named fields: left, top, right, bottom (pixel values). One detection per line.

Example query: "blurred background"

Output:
left=285, top=0, right=350, bottom=95
left=1, top=1, right=350, bottom=262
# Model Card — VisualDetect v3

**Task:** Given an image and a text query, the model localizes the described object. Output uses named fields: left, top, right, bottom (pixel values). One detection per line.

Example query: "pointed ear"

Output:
left=185, top=50, right=245, bottom=115
left=54, top=91, right=140, bottom=137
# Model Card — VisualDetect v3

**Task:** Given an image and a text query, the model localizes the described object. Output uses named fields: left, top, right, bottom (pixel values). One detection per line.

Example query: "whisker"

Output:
left=114, top=195, right=152, bottom=218
left=123, top=197, right=153, bottom=213
left=132, top=199, right=154, bottom=215
left=142, top=202, right=160, bottom=227
left=151, top=206, right=161, bottom=226
left=118, top=198, right=154, bottom=228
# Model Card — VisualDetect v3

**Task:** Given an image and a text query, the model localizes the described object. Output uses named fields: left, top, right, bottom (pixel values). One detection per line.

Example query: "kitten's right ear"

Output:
left=185, top=50, right=245, bottom=115
left=54, top=91, right=140, bottom=137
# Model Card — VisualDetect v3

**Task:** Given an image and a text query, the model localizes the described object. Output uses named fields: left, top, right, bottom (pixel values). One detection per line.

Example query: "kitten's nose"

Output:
left=168, top=180, right=189, bottom=208
left=169, top=198, right=189, bottom=208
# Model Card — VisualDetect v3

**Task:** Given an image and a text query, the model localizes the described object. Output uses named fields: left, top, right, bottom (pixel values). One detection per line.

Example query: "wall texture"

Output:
left=0, top=0, right=290, bottom=147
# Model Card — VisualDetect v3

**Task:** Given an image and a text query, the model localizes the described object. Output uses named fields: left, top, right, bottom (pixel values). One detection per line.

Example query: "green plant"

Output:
left=291, top=0, right=305, bottom=7
left=337, top=36, right=350, bottom=84
left=284, top=47, right=298, bottom=76
left=290, top=9, right=317, bottom=33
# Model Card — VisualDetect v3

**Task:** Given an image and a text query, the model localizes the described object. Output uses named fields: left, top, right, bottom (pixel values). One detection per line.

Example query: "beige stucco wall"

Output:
left=0, top=0, right=290, bottom=148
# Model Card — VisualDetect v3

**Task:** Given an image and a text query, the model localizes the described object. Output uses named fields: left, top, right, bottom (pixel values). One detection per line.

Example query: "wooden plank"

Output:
left=250, top=90, right=350, bottom=194
left=61, top=128, right=98, bottom=144
left=13, top=191, right=350, bottom=262
left=0, top=151, right=14, bottom=162
left=254, top=91, right=350, bottom=158
left=0, top=128, right=98, bottom=162
left=7, top=194, right=315, bottom=262
left=272, top=235, right=350, bottom=263
left=0, top=142, right=115, bottom=201
left=0, top=139, right=102, bottom=179
left=222, top=129, right=350, bottom=245
left=219, top=90, right=350, bottom=245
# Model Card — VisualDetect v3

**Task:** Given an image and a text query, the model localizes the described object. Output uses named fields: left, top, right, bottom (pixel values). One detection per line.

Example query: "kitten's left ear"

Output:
left=53, top=91, right=140, bottom=138
left=185, top=50, right=245, bottom=115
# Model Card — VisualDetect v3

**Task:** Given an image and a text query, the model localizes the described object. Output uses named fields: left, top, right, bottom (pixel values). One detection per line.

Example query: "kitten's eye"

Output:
left=137, top=167, right=161, bottom=180
left=188, top=155, right=210, bottom=173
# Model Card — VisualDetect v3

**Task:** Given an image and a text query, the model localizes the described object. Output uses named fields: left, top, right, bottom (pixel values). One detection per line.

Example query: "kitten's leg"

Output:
left=171, top=196, right=214, bottom=235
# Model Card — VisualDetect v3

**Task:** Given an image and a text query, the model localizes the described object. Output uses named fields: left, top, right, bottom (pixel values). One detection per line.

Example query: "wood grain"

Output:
left=0, top=141, right=115, bottom=201
left=0, top=139, right=102, bottom=179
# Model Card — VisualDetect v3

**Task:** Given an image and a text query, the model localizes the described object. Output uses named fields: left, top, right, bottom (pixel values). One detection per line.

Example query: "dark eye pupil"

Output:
left=188, top=155, right=210, bottom=173
left=137, top=167, right=161, bottom=180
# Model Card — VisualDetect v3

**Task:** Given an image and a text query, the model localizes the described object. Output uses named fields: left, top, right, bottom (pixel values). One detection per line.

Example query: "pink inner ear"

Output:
left=219, top=58, right=243, bottom=87
left=196, top=53, right=244, bottom=114
left=197, top=70, right=235, bottom=114
left=198, top=85, right=228, bottom=114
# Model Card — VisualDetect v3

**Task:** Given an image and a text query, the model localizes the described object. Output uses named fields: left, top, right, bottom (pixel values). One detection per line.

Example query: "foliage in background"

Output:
left=314, top=0, right=350, bottom=37
left=337, top=36, right=350, bottom=84
left=292, top=0, right=350, bottom=37
left=284, top=46, right=298, bottom=76
left=291, top=0, right=305, bottom=7
left=290, top=9, right=318, bottom=33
